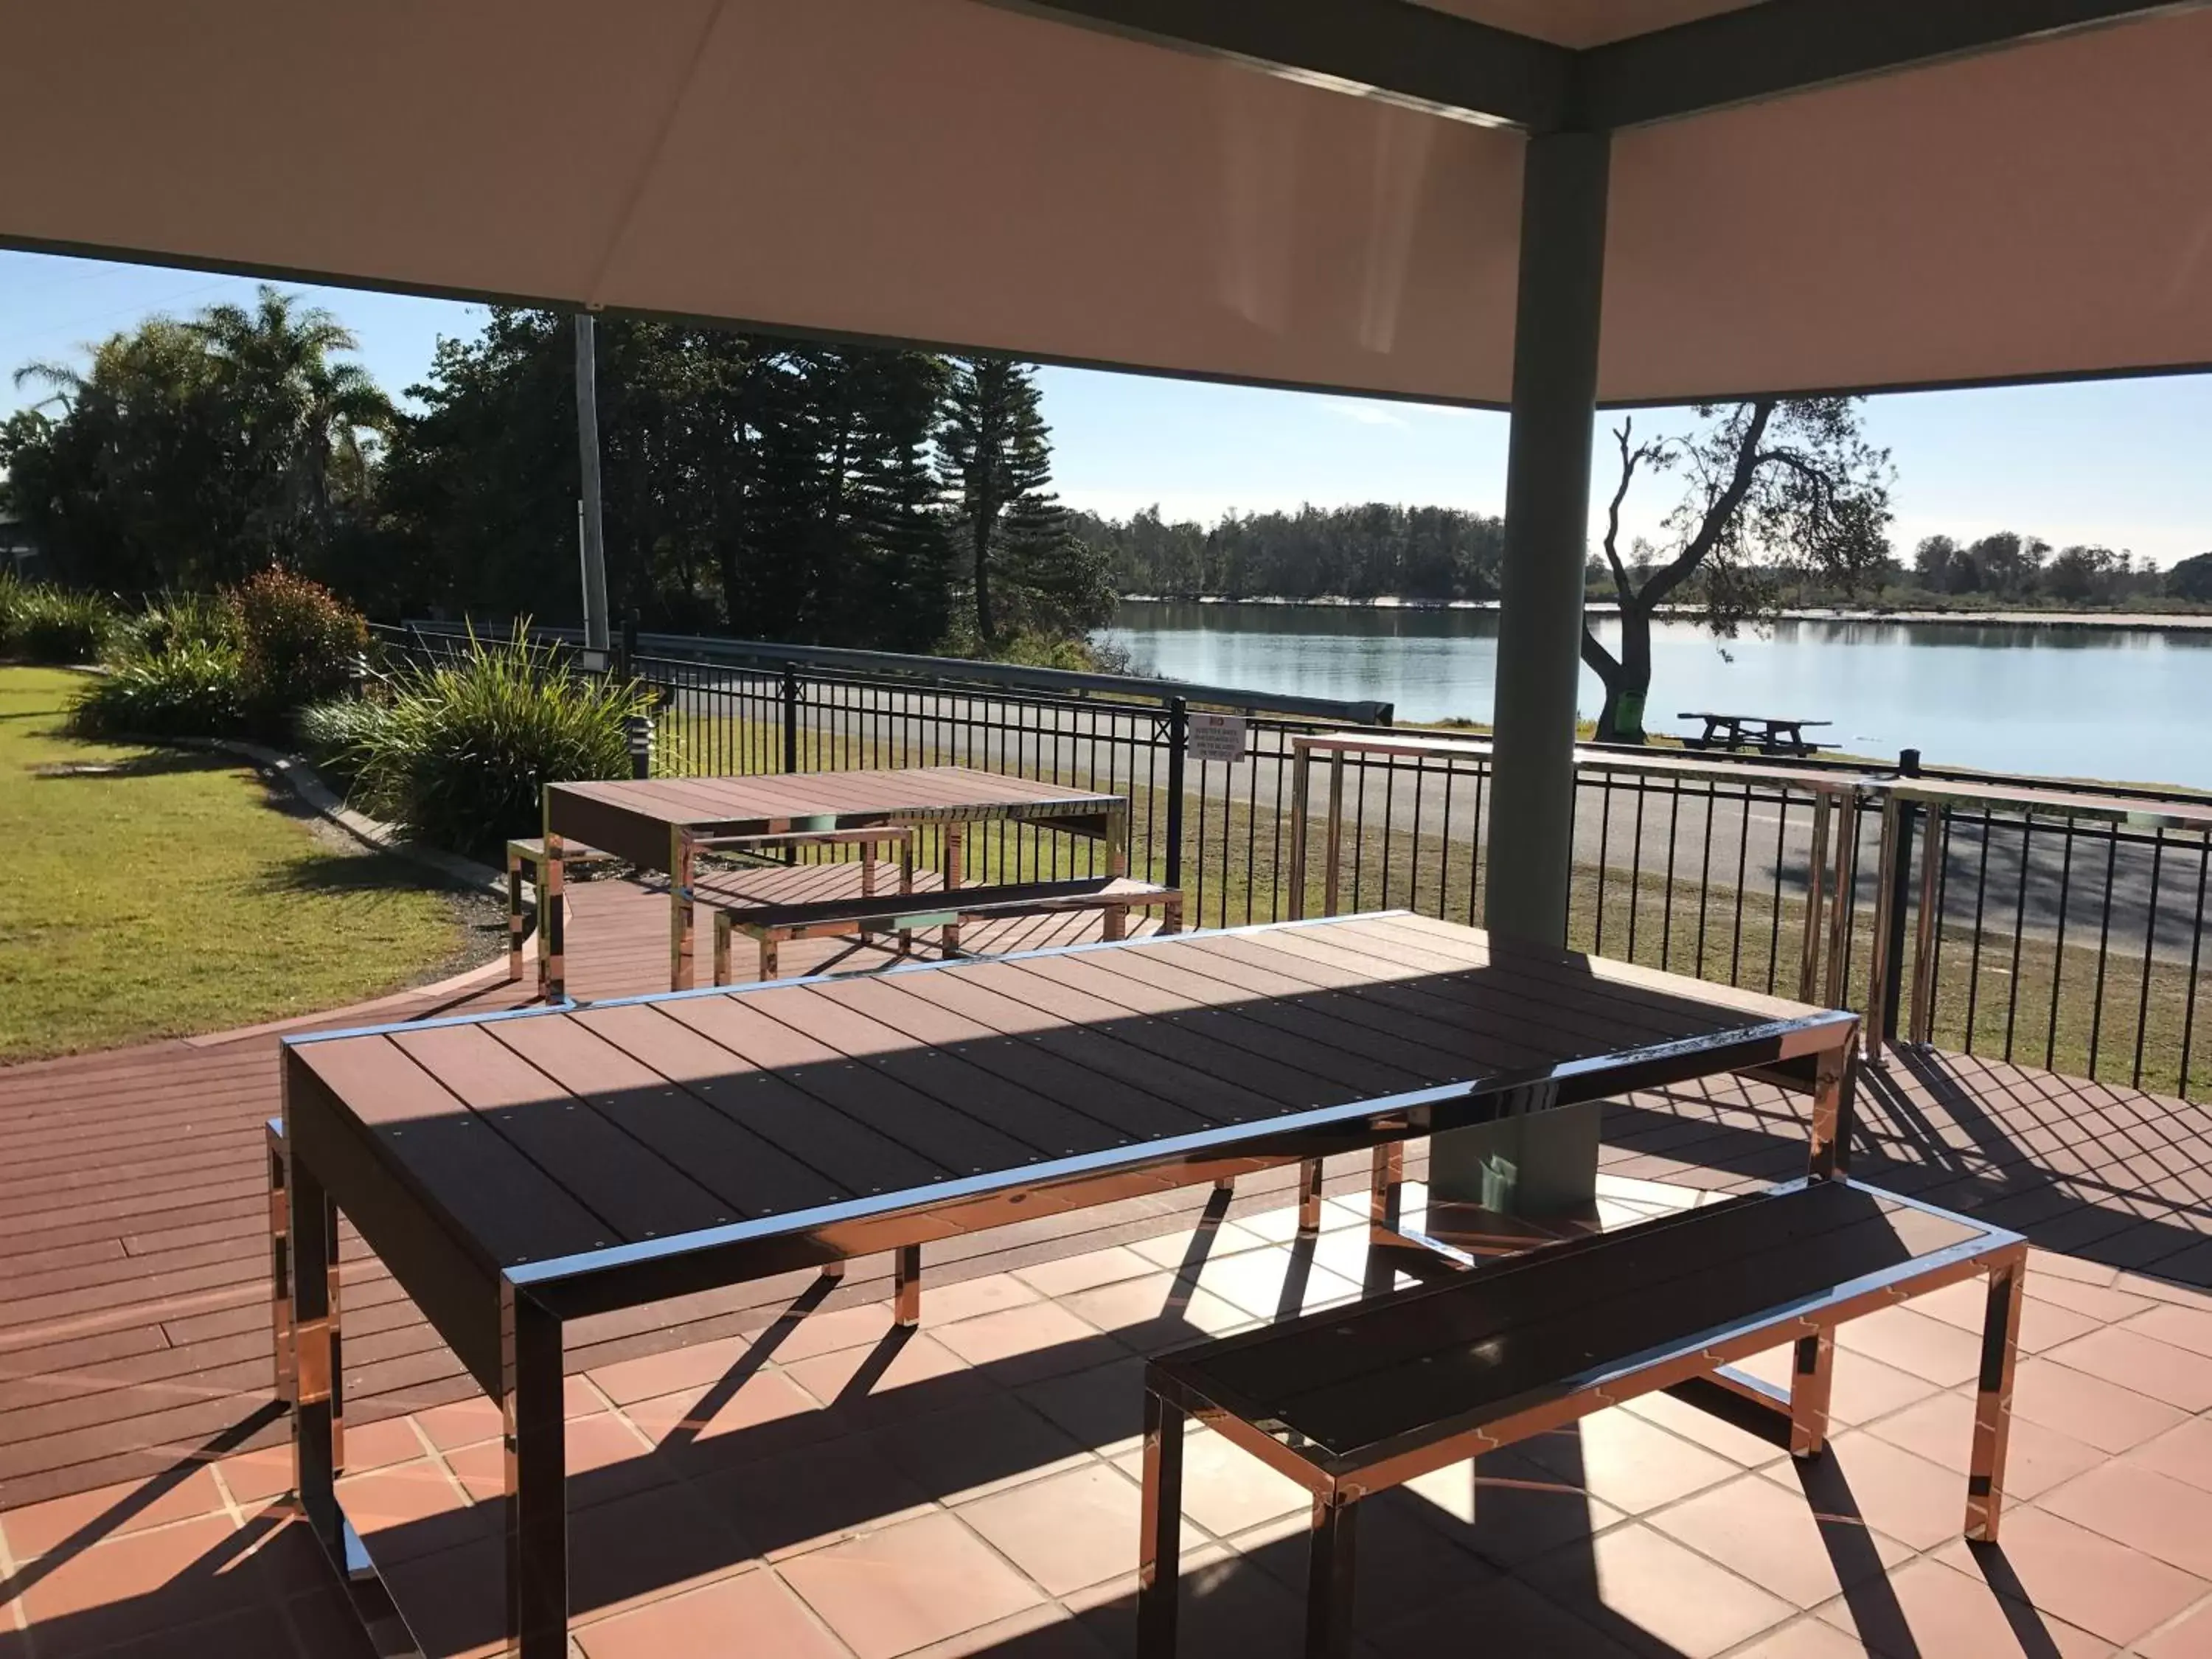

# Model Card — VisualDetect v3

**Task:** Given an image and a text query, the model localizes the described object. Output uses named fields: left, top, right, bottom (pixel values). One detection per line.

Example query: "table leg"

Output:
left=669, top=826, right=695, bottom=991
left=1789, top=1324, right=1836, bottom=1458
left=289, top=1136, right=344, bottom=1554
left=1136, top=1385, right=1186, bottom=1658
left=540, top=834, right=566, bottom=1002
left=267, top=1121, right=292, bottom=1406
left=502, top=1279, right=568, bottom=1659
left=1304, top=1492, right=1359, bottom=1659
left=943, top=824, right=965, bottom=956
left=1105, top=803, right=1130, bottom=942
left=1806, top=1036, right=1857, bottom=1183
left=1298, top=1158, right=1326, bottom=1234
left=894, top=1244, right=922, bottom=1328
left=506, top=846, right=526, bottom=982
left=1966, top=1251, right=2025, bottom=1542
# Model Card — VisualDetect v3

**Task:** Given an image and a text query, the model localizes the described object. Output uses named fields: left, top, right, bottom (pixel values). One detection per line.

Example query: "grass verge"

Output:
left=0, top=667, right=473, bottom=1062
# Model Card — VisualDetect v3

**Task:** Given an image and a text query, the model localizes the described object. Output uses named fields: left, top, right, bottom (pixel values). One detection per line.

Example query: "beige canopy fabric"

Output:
left=4, top=0, right=2210, bottom=405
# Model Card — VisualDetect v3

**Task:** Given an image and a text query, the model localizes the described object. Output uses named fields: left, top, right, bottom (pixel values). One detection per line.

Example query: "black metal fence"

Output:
left=380, top=620, right=2212, bottom=1099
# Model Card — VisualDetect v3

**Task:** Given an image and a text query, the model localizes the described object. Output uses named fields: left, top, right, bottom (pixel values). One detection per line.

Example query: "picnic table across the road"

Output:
left=1679, top=712, right=1834, bottom=757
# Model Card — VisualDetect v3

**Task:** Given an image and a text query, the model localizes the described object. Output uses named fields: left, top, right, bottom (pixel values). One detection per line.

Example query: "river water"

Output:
left=1098, top=600, right=2212, bottom=790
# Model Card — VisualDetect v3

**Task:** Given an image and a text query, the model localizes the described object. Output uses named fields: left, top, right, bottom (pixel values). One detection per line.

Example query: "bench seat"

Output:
left=709, top=874, right=1183, bottom=981
left=1137, top=1177, right=2026, bottom=1658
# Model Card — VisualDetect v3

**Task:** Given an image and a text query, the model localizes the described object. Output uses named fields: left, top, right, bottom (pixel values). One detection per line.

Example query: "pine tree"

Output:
left=936, top=358, right=1110, bottom=649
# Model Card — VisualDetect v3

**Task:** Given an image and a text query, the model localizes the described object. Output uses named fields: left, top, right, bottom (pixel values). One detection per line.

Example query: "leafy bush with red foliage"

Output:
left=227, top=568, right=369, bottom=726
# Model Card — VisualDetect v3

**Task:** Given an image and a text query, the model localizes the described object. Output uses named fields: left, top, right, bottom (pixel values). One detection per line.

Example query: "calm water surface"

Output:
left=1098, top=601, right=2212, bottom=790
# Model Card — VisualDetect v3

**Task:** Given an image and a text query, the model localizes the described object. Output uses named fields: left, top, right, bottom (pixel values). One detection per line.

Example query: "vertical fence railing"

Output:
left=377, top=620, right=2212, bottom=1099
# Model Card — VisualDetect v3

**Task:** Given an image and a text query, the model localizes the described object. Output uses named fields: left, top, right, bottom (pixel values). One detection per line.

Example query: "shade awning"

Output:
left=5, top=0, right=2208, bottom=406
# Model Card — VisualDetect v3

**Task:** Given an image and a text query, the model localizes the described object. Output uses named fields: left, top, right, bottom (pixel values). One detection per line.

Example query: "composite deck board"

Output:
left=386, top=1026, right=738, bottom=1241
left=597, top=1003, right=947, bottom=1198
left=491, top=1013, right=848, bottom=1220
left=290, top=1038, right=618, bottom=1263
left=2, top=877, right=2203, bottom=1512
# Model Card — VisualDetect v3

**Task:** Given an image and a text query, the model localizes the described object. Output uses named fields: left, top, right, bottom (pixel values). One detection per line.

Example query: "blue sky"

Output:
left=7, top=249, right=2211, bottom=566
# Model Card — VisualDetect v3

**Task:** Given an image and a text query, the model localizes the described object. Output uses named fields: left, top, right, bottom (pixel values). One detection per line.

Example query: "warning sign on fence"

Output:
left=1186, top=713, right=1250, bottom=764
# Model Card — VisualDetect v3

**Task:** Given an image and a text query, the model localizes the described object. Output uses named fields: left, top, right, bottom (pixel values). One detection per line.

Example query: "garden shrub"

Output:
left=108, top=589, right=240, bottom=662
left=71, top=640, right=246, bottom=738
left=295, top=696, right=389, bottom=792
left=229, top=568, right=369, bottom=726
left=0, top=580, right=117, bottom=664
left=352, top=627, right=653, bottom=858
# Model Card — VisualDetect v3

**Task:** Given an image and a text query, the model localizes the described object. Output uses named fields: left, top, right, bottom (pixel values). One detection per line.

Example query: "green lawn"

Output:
left=0, top=667, right=469, bottom=1062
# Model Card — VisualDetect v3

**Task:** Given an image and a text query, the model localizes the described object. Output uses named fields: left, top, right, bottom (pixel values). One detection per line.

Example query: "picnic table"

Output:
left=272, top=910, right=1857, bottom=1658
left=539, top=767, right=1131, bottom=995
left=1679, top=711, right=1834, bottom=757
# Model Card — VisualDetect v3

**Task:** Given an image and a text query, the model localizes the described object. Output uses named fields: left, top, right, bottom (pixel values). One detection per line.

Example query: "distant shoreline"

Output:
left=1116, top=595, right=2212, bottom=632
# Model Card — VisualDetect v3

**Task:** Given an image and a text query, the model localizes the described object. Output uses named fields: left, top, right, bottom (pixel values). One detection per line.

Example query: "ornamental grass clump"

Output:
left=352, top=627, right=652, bottom=858
left=71, top=639, right=246, bottom=738
left=0, top=578, right=117, bottom=664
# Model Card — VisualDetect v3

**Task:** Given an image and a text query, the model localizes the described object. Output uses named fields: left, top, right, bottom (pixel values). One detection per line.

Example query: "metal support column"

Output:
left=1483, top=129, right=1610, bottom=946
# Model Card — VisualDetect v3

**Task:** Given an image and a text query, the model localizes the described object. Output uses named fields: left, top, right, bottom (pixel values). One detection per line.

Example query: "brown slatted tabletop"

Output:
left=274, top=912, right=1861, bottom=1659
left=539, top=765, right=1133, bottom=993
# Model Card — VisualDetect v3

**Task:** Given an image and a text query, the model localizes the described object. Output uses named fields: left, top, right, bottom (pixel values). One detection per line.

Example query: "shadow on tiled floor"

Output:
left=10, top=1178, right=2212, bottom=1658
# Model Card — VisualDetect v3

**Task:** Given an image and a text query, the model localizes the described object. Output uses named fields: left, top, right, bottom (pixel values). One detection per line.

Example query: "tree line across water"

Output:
left=1, top=291, right=1113, bottom=658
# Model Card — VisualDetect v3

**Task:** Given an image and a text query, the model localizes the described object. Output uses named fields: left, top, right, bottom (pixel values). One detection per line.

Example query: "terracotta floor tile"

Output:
left=931, top=1301, right=1114, bottom=1382
left=871, top=1394, right=1089, bottom=1504
left=1183, top=1247, right=1360, bottom=1322
left=339, top=1414, right=431, bottom=1472
left=1619, top=1388, right=1791, bottom=1469
left=1733, top=1344, right=1940, bottom=1426
left=1861, top=1388, right=2105, bottom=1501
left=2042, top=1327, right=2212, bottom=1411
left=13, top=1512, right=249, bottom=1640
left=2125, top=1416, right=2212, bottom=1495
left=587, top=1336, right=751, bottom=1408
left=1648, top=1472, right=1911, bottom=1608
left=919, top=1271, right=1043, bottom=1326
left=2039, top=1461, right=2212, bottom=1579
left=1368, top=1574, right=1637, bottom=1658
left=1399, top=1453, right=1629, bottom=1567
left=279, top=1584, right=383, bottom=1659
left=0, top=1467, right=227, bottom=1559
left=2121, top=1301, right=2212, bottom=1359
left=576, top=1565, right=846, bottom=1659
left=1835, top=1305, right=1990, bottom=1385
left=1759, top=1432, right=1975, bottom=1553
left=1112, top=1425, right=1308, bottom=1538
left=444, top=1412, right=661, bottom=1508
left=2026, top=1274, right=2157, bottom=1325
left=1729, top=1618, right=1879, bottom=1658
left=2114, top=1273, right=2212, bottom=1310
left=1912, top=1276, right=2099, bottom=1353
left=1516, top=1407, right=1741, bottom=1515
left=1236, top=1489, right=1495, bottom=1622
left=380, top=1538, right=507, bottom=1659
left=334, top=1461, right=490, bottom=1565
left=1018, top=1357, right=1150, bottom=1457
left=1054, top=1272, right=1251, bottom=1355
left=692, top=1436, right=931, bottom=1561
left=2011, top=1355, right=2188, bottom=1453
left=778, top=1510, right=1046, bottom=1659
left=1012, top=1246, right=1157, bottom=1300
left=620, top=1366, right=824, bottom=1457
left=1072, top=1545, right=1306, bottom=1659
left=411, top=1397, right=504, bottom=1453
left=217, top=1446, right=303, bottom=1506
left=958, top=1461, right=1147, bottom=1595
left=770, top=1300, right=903, bottom=1364
left=782, top=1330, right=985, bottom=1425
left=1816, top=1557, right=2112, bottom=1659
left=1527, top=1521, right=1794, bottom=1657
left=2135, top=1596, right=2212, bottom=1658
left=1933, top=1506, right=2205, bottom=1646
left=69, top=1600, right=298, bottom=1659
left=1127, top=1220, right=1265, bottom=1272
left=899, top=1600, right=1114, bottom=1658
left=1237, top=1202, right=1357, bottom=1245
left=566, top=1481, right=757, bottom=1624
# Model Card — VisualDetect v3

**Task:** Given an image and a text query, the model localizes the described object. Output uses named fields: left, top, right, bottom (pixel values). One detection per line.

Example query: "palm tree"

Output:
left=185, top=287, right=394, bottom=557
